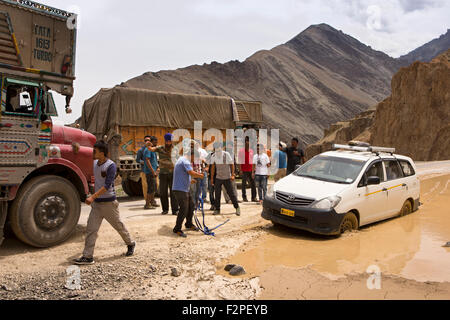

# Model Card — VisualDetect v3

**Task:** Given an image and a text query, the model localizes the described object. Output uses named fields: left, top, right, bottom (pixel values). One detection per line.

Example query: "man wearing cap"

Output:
left=148, top=133, right=179, bottom=215
left=172, top=149, right=205, bottom=238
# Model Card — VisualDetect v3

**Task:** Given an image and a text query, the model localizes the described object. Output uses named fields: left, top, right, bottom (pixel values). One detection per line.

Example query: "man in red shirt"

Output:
left=238, top=137, right=257, bottom=202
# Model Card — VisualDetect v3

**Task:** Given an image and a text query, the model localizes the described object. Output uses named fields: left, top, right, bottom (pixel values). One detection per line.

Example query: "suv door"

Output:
left=383, top=160, right=407, bottom=218
left=357, top=161, right=389, bottom=225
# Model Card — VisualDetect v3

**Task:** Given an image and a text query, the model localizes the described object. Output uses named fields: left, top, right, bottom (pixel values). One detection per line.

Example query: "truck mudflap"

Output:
left=0, top=201, right=7, bottom=246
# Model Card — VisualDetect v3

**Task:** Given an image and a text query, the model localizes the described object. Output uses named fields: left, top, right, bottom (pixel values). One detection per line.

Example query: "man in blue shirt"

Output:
left=136, top=136, right=152, bottom=201
left=172, top=149, right=204, bottom=238
left=144, top=137, right=159, bottom=210
left=274, top=142, right=288, bottom=182
left=74, top=141, right=135, bottom=265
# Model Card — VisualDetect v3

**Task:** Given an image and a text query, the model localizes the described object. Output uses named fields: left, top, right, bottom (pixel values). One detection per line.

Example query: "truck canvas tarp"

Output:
left=79, top=86, right=244, bottom=141
left=0, top=0, right=76, bottom=98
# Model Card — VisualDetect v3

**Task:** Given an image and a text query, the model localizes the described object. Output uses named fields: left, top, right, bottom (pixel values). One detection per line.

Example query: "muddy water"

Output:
left=221, top=174, right=450, bottom=283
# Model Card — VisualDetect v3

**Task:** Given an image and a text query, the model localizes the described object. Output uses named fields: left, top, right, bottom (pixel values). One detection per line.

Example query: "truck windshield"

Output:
left=294, top=156, right=366, bottom=184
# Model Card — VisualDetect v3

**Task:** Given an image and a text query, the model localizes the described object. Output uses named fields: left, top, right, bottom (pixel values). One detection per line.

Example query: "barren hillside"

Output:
left=306, top=50, right=450, bottom=161
left=124, top=24, right=402, bottom=146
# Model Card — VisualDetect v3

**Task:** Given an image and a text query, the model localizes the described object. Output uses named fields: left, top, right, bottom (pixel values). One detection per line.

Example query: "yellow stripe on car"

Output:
left=365, top=184, right=403, bottom=197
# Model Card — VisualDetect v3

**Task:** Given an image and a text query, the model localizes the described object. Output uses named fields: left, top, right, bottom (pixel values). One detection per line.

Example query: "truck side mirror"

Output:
left=367, top=176, right=381, bottom=185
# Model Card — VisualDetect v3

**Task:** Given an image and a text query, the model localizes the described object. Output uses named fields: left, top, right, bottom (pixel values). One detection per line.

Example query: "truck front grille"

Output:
left=119, top=160, right=141, bottom=171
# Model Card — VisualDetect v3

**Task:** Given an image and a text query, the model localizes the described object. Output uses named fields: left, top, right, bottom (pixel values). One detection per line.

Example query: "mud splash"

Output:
left=220, top=174, right=450, bottom=283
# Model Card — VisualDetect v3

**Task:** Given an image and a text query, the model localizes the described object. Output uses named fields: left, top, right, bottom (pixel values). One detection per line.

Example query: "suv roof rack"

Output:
left=332, top=143, right=395, bottom=155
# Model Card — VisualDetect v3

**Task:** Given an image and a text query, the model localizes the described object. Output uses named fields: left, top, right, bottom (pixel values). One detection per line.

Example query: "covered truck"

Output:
left=0, top=0, right=95, bottom=248
left=79, top=86, right=263, bottom=196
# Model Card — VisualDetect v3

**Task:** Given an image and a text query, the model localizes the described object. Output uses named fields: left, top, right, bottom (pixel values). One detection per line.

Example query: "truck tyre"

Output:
left=121, top=179, right=133, bottom=197
left=9, top=175, right=81, bottom=248
left=339, top=212, right=358, bottom=234
left=128, top=179, right=143, bottom=197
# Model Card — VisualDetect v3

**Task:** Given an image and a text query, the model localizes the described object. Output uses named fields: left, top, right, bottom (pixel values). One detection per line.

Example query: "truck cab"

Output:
left=0, top=0, right=95, bottom=248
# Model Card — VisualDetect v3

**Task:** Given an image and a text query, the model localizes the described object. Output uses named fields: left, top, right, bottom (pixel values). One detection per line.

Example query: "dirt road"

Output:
left=0, top=162, right=449, bottom=300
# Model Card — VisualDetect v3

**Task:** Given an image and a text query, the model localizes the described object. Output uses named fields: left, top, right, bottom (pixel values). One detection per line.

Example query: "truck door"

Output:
left=0, top=77, right=41, bottom=185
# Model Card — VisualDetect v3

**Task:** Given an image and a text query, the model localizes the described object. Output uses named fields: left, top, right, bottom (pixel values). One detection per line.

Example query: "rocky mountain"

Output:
left=124, top=24, right=402, bottom=146
left=306, top=49, right=450, bottom=161
left=399, top=29, right=450, bottom=65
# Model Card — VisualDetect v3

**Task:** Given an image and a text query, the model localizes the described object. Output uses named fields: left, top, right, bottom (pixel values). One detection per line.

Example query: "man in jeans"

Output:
left=148, top=133, right=179, bottom=215
left=136, top=136, right=152, bottom=201
left=143, top=137, right=159, bottom=210
left=74, top=141, right=135, bottom=265
left=253, top=144, right=271, bottom=204
left=172, top=149, right=205, bottom=238
left=238, top=137, right=257, bottom=202
left=273, top=142, right=288, bottom=182
left=210, top=143, right=241, bottom=216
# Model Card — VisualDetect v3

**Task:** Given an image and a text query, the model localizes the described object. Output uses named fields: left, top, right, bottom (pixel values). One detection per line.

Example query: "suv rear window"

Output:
left=399, top=160, right=416, bottom=177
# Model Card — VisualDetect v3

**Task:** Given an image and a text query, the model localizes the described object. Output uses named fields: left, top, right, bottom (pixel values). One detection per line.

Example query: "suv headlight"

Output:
left=311, top=196, right=342, bottom=210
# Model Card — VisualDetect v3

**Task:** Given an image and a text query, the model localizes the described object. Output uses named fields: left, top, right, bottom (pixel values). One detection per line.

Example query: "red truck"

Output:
left=0, top=0, right=95, bottom=247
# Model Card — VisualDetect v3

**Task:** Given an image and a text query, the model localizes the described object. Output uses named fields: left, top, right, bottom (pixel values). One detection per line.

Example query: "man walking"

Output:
left=286, top=137, right=306, bottom=175
left=238, top=136, right=257, bottom=202
left=143, top=137, right=159, bottom=210
left=136, top=136, right=152, bottom=201
left=210, top=143, right=241, bottom=216
left=253, top=144, right=271, bottom=204
left=172, top=149, right=205, bottom=238
left=273, top=142, right=288, bottom=182
left=148, top=133, right=179, bottom=215
left=74, top=141, right=135, bottom=265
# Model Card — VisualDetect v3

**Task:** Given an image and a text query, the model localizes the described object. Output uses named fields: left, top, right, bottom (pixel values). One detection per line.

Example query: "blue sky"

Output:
left=40, top=0, right=449, bottom=124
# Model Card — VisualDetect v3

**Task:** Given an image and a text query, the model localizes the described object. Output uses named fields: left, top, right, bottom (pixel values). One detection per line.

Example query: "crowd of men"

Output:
left=73, top=135, right=306, bottom=264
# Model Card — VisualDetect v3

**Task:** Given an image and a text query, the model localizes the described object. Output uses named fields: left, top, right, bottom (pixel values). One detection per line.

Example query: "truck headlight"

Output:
left=311, top=196, right=342, bottom=210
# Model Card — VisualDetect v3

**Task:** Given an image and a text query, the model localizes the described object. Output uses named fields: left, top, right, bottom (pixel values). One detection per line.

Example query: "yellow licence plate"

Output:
left=281, top=209, right=295, bottom=217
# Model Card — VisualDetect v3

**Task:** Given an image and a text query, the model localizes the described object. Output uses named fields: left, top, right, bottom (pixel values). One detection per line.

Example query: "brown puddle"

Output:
left=220, top=174, right=450, bottom=283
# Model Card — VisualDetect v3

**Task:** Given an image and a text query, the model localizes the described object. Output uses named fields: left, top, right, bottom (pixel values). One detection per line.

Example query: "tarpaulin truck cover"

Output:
left=0, top=0, right=76, bottom=97
left=79, top=86, right=238, bottom=141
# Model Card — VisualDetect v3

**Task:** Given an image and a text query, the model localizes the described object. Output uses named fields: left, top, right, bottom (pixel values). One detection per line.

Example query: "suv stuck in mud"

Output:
left=262, top=143, right=421, bottom=235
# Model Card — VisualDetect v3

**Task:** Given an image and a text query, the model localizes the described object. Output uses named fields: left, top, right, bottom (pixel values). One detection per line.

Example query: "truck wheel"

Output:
left=9, top=175, right=81, bottom=248
left=121, top=179, right=133, bottom=197
left=128, top=179, right=143, bottom=197
left=339, top=212, right=358, bottom=234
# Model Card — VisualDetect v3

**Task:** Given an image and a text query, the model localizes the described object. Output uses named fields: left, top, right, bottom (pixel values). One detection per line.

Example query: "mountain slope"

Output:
left=306, top=49, right=450, bottom=161
left=399, top=29, right=450, bottom=65
left=124, top=24, right=402, bottom=146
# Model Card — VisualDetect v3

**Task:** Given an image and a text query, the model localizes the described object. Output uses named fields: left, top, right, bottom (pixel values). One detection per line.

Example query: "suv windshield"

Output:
left=294, top=156, right=366, bottom=184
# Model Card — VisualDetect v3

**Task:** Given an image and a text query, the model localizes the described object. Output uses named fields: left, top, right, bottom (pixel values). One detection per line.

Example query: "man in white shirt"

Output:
left=194, top=140, right=209, bottom=204
left=252, top=144, right=271, bottom=204
left=210, top=142, right=241, bottom=216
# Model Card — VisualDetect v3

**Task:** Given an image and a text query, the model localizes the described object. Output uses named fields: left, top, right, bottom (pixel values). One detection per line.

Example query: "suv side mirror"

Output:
left=367, top=176, right=381, bottom=185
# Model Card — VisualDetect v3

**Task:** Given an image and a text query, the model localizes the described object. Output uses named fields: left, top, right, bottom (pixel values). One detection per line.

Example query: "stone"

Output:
left=224, top=264, right=236, bottom=272
left=229, top=265, right=246, bottom=276
left=171, top=268, right=181, bottom=277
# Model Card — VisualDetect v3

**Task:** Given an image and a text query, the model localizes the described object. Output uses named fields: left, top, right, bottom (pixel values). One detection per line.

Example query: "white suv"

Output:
left=262, top=143, right=421, bottom=235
